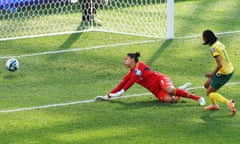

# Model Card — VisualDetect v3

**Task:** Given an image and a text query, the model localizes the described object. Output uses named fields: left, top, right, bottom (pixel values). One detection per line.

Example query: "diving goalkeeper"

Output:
left=96, top=52, right=206, bottom=105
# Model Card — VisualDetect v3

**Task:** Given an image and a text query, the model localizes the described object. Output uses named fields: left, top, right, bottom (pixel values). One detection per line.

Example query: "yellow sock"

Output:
left=209, top=92, right=229, bottom=105
left=206, top=89, right=217, bottom=105
left=209, top=97, right=217, bottom=105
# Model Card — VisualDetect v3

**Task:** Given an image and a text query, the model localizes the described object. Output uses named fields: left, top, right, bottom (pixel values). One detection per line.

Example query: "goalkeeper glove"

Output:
left=95, top=89, right=125, bottom=101
left=109, top=89, right=125, bottom=97
left=95, top=95, right=110, bottom=101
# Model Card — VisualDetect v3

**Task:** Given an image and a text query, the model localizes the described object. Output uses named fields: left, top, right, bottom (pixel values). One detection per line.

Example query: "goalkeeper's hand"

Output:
left=109, top=89, right=125, bottom=97
left=95, top=89, right=125, bottom=101
left=95, top=95, right=110, bottom=101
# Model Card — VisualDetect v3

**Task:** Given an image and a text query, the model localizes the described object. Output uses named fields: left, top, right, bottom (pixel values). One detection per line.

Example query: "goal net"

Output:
left=0, top=0, right=174, bottom=41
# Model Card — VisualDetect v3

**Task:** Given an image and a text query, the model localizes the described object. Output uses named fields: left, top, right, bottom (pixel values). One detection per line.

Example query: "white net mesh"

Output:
left=0, top=0, right=168, bottom=40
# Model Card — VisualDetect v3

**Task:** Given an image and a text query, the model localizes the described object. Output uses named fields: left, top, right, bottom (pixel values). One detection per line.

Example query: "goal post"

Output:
left=0, top=0, right=174, bottom=41
left=166, top=0, right=174, bottom=39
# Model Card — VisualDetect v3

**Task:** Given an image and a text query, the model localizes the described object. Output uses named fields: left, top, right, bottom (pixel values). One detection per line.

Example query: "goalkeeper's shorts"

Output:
left=157, top=76, right=174, bottom=101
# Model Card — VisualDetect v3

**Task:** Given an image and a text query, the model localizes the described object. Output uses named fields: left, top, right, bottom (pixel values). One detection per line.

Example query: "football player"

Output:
left=202, top=30, right=236, bottom=116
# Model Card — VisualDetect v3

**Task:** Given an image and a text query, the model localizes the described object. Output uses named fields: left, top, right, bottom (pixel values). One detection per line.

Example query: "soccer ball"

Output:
left=6, top=58, right=19, bottom=72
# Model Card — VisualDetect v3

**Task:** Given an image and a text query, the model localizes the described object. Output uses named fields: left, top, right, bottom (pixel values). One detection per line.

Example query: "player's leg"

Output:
left=160, top=78, right=205, bottom=105
left=166, top=87, right=206, bottom=106
left=157, top=90, right=179, bottom=103
left=205, top=86, right=235, bottom=113
left=204, top=78, right=211, bottom=89
left=156, top=82, right=191, bottom=103
left=204, top=86, right=220, bottom=110
left=204, top=78, right=218, bottom=109
left=205, top=73, right=236, bottom=115
left=160, top=77, right=199, bottom=101
left=207, top=74, right=231, bottom=104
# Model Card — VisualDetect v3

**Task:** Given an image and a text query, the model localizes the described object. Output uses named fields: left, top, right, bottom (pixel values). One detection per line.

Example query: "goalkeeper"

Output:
left=96, top=52, right=206, bottom=106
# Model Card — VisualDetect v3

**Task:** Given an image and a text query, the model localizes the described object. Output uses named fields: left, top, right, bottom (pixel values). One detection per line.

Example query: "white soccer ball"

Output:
left=6, top=58, right=19, bottom=72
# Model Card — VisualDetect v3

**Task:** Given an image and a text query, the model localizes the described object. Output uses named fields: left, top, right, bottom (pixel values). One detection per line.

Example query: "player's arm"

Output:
left=109, top=72, right=131, bottom=93
left=95, top=72, right=137, bottom=100
left=96, top=72, right=131, bottom=100
left=206, top=55, right=222, bottom=77
left=108, top=74, right=137, bottom=98
left=121, top=76, right=137, bottom=92
left=95, top=73, right=131, bottom=100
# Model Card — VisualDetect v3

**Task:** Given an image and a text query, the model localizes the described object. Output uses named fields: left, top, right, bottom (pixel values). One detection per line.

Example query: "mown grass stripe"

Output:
left=0, top=81, right=239, bottom=113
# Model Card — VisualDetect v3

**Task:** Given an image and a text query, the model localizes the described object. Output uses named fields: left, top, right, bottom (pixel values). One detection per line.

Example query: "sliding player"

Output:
left=96, top=52, right=206, bottom=105
left=202, top=30, right=236, bottom=116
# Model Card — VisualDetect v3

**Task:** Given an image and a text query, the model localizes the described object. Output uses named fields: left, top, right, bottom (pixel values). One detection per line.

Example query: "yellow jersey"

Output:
left=210, top=41, right=234, bottom=74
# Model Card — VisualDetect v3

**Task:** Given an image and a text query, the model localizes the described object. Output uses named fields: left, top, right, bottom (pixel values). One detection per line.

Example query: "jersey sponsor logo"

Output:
left=134, top=69, right=142, bottom=76
left=211, top=48, right=215, bottom=53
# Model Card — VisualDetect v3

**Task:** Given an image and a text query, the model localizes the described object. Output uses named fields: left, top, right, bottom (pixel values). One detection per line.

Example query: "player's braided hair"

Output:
left=202, top=30, right=218, bottom=45
left=127, top=52, right=141, bottom=63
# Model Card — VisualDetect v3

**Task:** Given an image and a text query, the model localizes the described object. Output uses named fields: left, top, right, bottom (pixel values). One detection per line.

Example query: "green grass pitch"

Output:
left=0, top=0, right=240, bottom=143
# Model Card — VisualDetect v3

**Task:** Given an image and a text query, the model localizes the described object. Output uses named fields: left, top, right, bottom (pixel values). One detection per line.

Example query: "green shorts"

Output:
left=211, top=71, right=234, bottom=90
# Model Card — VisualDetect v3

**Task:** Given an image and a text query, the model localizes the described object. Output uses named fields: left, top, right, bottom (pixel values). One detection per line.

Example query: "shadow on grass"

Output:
left=201, top=112, right=234, bottom=120
left=109, top=98, right=197, bottom=110
left=58, top=22, right=85, bottom=50
left=47, top=22, right=85, bottom=60
left=3, top=74, right=17, bottom=80
left=147, top=39, right=173, bottom=66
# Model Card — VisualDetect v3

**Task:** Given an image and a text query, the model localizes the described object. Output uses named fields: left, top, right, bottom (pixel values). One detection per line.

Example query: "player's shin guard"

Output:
left=173, top=88, right=200, bottom=101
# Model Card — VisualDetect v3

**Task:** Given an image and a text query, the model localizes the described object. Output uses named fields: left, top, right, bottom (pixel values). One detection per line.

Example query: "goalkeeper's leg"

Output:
left=164, top=87, right=205, bottom=106
left=158, top=82, right=194, bottom=103
left=159, top=78, right=205, bottom=105
left=157, top=90, right=179, bottom=103
left=168, top=87, right=206, bottom=106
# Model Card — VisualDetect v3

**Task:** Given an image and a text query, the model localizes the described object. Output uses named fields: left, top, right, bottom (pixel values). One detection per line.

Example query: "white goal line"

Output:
left=0, top=82, right=239, bottom=113
left=176, top=30, right=240, bottom=39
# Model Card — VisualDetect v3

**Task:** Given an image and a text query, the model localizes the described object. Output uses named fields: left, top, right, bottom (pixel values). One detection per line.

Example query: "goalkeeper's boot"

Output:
left=198, top=97, right=206, bottom=106
left=228, top=99, right=236, bottom=116
left=204, top=105, right=220, bottom=110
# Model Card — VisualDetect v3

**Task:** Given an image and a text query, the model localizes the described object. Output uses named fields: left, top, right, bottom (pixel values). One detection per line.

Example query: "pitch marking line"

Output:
left=0, top=30, right=239, bottom=59
left=0, top=40, right=160, bottom=59
left=176, top=30, right=240, bottom=39
left=0, top=82, right=239, bottom=113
